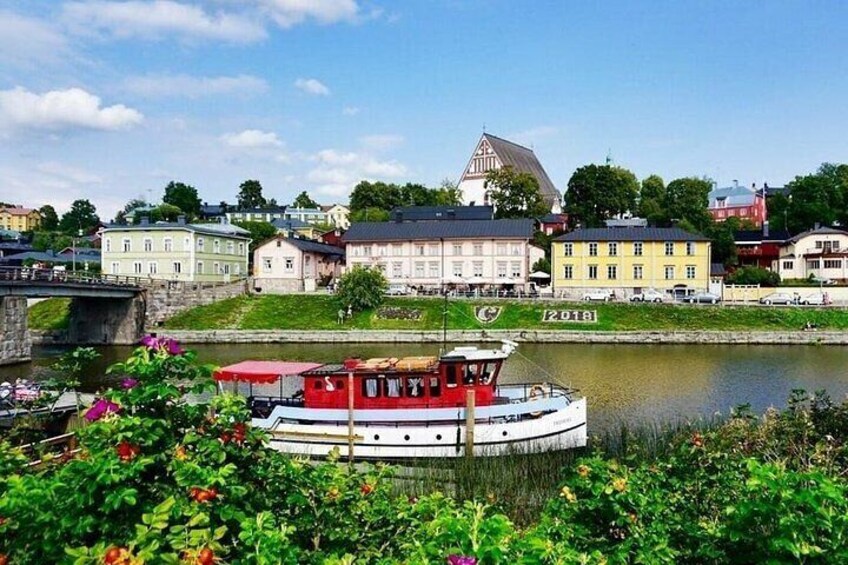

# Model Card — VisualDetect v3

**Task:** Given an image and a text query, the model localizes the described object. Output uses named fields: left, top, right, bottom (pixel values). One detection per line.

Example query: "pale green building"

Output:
left=101, top=218, right=250, bottom=282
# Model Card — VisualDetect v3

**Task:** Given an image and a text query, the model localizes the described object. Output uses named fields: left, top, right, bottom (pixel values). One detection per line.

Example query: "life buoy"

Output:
left=528, top=384, right=547, bottom=418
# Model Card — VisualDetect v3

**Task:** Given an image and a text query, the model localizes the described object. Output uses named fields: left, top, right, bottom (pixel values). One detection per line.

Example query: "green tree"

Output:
left=292, top=191, right=319, bottom=209
left=31, top=231, right=74, bottom=252
left=725, top=265, right=781, bottom=286
left=335, top=266, right=388, bottom=312
left=59, top=199, right=100, bottom=234
left=638, top=174, right=667, bottom=224
left=664, top=177, right=713, bottom=232
left=114, top=198, right=149, bottom=225
left=237, top=179, right=267, bottom=209
left=531, top=257, right=551, bottom=275
left=433, top=178, right=463, bottom=206
left=766, top=192, right=791, bottom=232
left=350, top=207, right=391, bottom=223
left=485, top=166, right=549, bottom=219
left=564, top=164, right=639, bottom=227
left=234, top=221, right=277, bottom=252
left=135, top=203, right=183, bottom=224
left=163, top=181, right=201, bottom=219
left=705, top=217, right=741, bottom=266
left=38, top=205, right=59, bottom=231
left=781, top=163, right=848, bottom=233
left=349, top=181, right=403, bottom=212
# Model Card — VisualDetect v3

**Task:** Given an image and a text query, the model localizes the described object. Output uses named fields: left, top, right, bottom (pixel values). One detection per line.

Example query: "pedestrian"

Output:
left=347, top=304, right=353, bottom=319
left=337, top=309, right=345, bottom=325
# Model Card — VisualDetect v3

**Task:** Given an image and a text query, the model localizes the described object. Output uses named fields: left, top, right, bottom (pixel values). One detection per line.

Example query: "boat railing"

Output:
left=498, top=382, right=577, bottom=403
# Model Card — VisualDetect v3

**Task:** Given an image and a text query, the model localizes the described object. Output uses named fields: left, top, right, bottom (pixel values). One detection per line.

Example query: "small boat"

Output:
left=214, top=341, right=587, bottom=459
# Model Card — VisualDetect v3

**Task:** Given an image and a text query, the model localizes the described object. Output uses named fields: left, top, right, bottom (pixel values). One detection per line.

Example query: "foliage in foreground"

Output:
left=1, top=345, right=848, bottom=564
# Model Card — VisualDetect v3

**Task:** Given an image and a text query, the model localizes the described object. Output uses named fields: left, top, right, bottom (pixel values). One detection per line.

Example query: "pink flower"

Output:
left=447, top=556, right=477, bottom=565
left=139, top=334, right=160, bottom=349
left=162, top=338, right=184, bottom=356
left=139, top=335, right=184, bottom=356
left=121, top=378, right=139, bottom=390
left=84, top=398, right=120, bottom=422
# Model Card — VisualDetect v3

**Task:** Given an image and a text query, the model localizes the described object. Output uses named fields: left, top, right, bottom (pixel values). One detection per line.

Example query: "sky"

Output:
left=1, top=0, right=847, bottom=219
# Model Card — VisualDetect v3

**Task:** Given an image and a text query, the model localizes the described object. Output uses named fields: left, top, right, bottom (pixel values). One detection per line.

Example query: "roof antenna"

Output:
left=605, top=149, right=613, bottom=165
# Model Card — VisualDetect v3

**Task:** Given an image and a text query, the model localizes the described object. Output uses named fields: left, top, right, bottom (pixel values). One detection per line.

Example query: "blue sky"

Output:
left=1, top=0, right=846, bottom=218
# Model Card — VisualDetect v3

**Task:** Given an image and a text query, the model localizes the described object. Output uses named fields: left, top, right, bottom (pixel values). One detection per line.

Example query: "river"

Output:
left=5, top=342, right=848, bottom=434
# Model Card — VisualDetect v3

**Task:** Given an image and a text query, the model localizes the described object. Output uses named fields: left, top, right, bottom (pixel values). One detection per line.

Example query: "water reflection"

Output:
left=4, top=342, right=848, bottom=435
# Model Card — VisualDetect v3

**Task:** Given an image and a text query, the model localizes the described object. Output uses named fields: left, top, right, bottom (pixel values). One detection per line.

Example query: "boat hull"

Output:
left=259, top=397, right=587, bottom=459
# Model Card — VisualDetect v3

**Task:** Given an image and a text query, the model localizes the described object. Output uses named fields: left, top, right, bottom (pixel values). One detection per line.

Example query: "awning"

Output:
left=214, top=361, right=324, bottom=384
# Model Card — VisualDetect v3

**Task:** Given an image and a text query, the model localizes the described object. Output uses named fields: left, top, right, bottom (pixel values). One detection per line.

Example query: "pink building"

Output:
left=708, top=183, right=767, bottom=227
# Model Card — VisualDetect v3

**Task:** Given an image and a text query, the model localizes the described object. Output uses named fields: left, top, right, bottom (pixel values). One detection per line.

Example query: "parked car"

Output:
left=800, top=292, right=830, bottom=306
left=811, top=276, right=837, bottom=286
left=684, top=292, right=721, bottom=304
left=630, top=288, right=665, bottom=303
left=759, top=292, right=796, bottom=305
left=385, top=284, right=410, bottom=296
left=582, top=290, right=614, bottom=302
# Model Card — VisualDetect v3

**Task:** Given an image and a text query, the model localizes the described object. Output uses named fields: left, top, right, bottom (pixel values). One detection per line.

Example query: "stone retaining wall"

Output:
left=161, top=329, right=848, bottom=345
left=0, top=296, right=31, bottom=365
left=145, top=280, right=249, bottom=326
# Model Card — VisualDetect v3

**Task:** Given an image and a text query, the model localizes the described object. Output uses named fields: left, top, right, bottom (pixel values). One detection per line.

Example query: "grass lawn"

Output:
left=27, top=298, right=71, bottom=330
left=162, top=294, right=848, bottom=332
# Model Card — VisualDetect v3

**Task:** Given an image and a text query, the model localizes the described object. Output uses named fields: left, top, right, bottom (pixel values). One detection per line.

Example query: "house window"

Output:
left=429, top=262, right=440, bottom=278
left=665, top=242, right=674, bottom=256
left=262, top=258, right=272, bottom=273
left=563, top=265, right=573, bottom=279
left=511, top=243, right=522, bottom=255
left=415, top=244, right=425, bottom=256
left=834, top=241, right=841, bottom=250
left=496, top=243, right=507, bottom=255
left=588, top=265, right=598, bottom=279
left=197, top=261, right=204, bottom=274
left=608, top=242, right=618, bottom=256
left=453, top=244, right=463, bottom=256
left=213, top=262, right=220, bottom=274
left=105, top=238, right=112, bottom=252
left=284, top=257, right=294, bottom=272
left=227, top=241, right=234, bottom=254
left=414, top=262, right=425, bottom=278
left=377, top=245, right=388, bottom=256
left=163, top=238, right=173, bottom=252
left=147, top=261, right=157, bottom=275
left=392, top=244, right=403, bottom=256
left=363, top=245, right=372, bottom=256
left=664, top=265, right=675, bottom=280
left=213, top=240, right=220, bottom=253
left=238, top=242, right=244, bottom=255
left=133, top=261, right=142, bottom=274
left=563, top=243, right=573, bottom=257
left=511, top=262, right=521, bottom=278
left=453, top=262, right=463, bottom=277
left=184, top=237, right=191, bottom=251
left=197, top=237, right=204, bottom=251
left=122, top=238, right=132, bottom=252
left=496, top=262, right=507, bottom=278
left=223, top=264, right=231, bottom=275
left=633, top=242, right=643, bottom=256
left=473, top=261, right=483, bottom=277
left=110, top=261, right=119, bottom=274
left=807, top=260, right=821, bottom=270
left=686, top=265, right=696, bottom=279
left=686, top=242, right=695, bottom=256
left=782, top=261, right=794, bottom=270
left=588, top=243, right=598, bottom=256
left=173, top=261, right=182, bottom=274
left=607, top=265, right=617, bottom=280
left=473, top=243, right=483, bottom=256
left=633, top=265, right=643, bottom=280
left=428, top=244, right=439, bottom=256
left=143, top=238, right=152, bottom=252
left=824, top=259, right=841, bottom=269
left=392, top=262, right=402, bottom=278
left=815, top=241, right=823, bottom=249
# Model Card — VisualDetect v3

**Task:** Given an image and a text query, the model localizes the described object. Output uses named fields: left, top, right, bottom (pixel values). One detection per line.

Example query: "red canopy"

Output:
left=214, top=361, right=324, bottom=384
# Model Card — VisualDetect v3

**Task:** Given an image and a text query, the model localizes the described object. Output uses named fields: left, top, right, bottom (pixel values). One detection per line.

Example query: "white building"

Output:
left=225, top=207, right=286, bottom=224
left=284, top=207, right=327, bottom=225
left=776, top=227, right=848, bottom=282
left=457, top=133, right=561, bottom=210
left=253, top=236, right=344, bottom=293
left=321, top=204, right=351, bottom=229
left=342, top=219, right=544, bottom=291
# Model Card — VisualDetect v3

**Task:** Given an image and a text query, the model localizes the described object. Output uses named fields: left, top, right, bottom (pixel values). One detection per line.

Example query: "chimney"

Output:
left=733, top=179, right=739, bottom=188
left=394, top=210, right=403, bottom=223
left=751, top=182, right=756, bottom=190
left=140, top=216, right=149, bottom=226
left=763, top=220, right=769, bottom=238
left=177, top=215, right=186, bottom=225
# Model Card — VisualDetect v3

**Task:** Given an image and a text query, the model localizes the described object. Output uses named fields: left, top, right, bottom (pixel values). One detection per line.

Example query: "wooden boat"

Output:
left=214, top=341, right=587, bottom=458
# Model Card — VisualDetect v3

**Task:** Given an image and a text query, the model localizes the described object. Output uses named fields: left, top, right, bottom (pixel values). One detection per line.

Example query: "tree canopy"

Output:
left=336, top=266, right=388, bottom=311
left=349, top=181, right=464, bottom=220
left=292, top=191, right=319, bottom=209
left=237, top=180, right=268, bottom=209
left=484, top=166, right=549, bottom=220
left=564, top=164, right=639, bottom=228
left=776, top=163, right=848, bottom=233
left=163, top=181, right=201, bottom=219
left=638, top=175, right=666, bottom=224
left=663, top=177, right=713, bottom=232
left=38, top=205, right=59, bottom=231
left=233, top=221, right=277, bottom=252
left=59, top=199, right=100, bottom=234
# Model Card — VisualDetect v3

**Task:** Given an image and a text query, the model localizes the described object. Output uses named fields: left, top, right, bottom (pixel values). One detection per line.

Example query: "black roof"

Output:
left=284, top=238, right=344, bottom=257
left=554, top=227, right=709, bottom=242
left=390, top=205, right=493, bottom=222
left=734, top=229, right=791, bottom=243
left=343, top=219, right=536, bottom=242
left=711, top=263, right=727, bottom=276
left=788, top=226, right=848, bottom=243
left=538, top=213, right=567, bottom=224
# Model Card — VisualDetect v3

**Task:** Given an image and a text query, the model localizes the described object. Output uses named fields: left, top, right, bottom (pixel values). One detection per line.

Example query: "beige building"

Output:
left=342, top=219, right=544, bottom=291
left=102, top=218, right=250, bottom=282
left=321, top=204, right=351, bottom=229
left=0, top=206, right=41, bottom=232
left=776, top=227, right=848, bottom=282
left=253, top=235, right=344, bottom=293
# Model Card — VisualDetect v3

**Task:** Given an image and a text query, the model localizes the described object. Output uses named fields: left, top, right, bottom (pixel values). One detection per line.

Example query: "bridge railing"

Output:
left=0, top=266, right=143, bottom=288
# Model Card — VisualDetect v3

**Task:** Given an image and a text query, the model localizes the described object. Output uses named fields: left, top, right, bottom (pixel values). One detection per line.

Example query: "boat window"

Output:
left=335, top=380, right=344, bottom=390
left=429, top=376, right=442, bottom=397
left=313, top=380, right=323, bottom=390
left=481, top=362, right=498, bottom=384
left=445, top=364, right=458, bottom=388
left=407, top=376, right=424, bottom=397
left=463, top=363, right=478, bottom=386
left=384, top=377, right=402, bottom=397
left=362, top=378, right=379, bottom=398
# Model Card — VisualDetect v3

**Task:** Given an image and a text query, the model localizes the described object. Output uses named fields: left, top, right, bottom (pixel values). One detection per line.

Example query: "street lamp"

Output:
left=72, top=228, right=82, bottom=273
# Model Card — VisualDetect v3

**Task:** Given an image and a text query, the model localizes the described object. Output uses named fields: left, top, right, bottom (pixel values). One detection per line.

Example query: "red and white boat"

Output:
left=214, top=341, right=587, bottom=458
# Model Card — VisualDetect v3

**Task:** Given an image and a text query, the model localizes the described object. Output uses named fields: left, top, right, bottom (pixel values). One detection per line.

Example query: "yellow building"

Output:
left=552, top=227, right=711, bottom=297
left=0, top=206, right=41, bottom=232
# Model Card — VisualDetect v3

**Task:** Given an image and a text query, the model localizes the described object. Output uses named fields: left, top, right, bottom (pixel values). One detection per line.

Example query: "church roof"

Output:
left=483, top=134, right=560, bottom=203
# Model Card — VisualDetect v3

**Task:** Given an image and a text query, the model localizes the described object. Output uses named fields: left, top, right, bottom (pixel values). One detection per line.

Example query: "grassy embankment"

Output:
left=27, top=298, right=71, bottom=330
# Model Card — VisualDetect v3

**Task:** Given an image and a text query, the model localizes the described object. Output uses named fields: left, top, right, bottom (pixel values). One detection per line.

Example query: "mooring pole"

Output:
left=465, top=389, right=475, bottom=458
left=347, top=371, right=355, bottom=467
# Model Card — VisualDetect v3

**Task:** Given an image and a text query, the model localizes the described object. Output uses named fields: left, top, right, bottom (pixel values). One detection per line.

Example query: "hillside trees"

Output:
left=485, top=166, right=548, bottom=219
left=292, top=191, right=319, bottom=209
left=59, top=199, right=100, bottom=234
left=163, top=181, right=201, bottom=219
left=349, top=180, right=465, bottom=222
left=565, top=164, right=639, bottom=227
left=663, top=177, right=713, bottom=232
left=237, top=179, right=268, bottom=209
left=38, top=205, right=59, bottom=231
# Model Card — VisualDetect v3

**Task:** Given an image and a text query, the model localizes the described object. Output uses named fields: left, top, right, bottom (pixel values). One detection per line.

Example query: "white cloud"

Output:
left=308, top=147, right=407, bottom=196
left=342, top=106, right=360, bottom=116
left=0, top=87, right=143, bottom=132
left=294, top=78, right=330, bottom=96
left=63, top=1, right=267, bottom=43
left=220, top=128, right=283, bottom=148
left=360, top=133, right=404, bottom=151
left=123, top=73, right=269, bottom=98
left=36, top=162, right=104, bottom=185
left=257, top=0, right=359, bottom=28
left=0, top=11, right=71, bottom=69
left=508, top=125, right=559, bottom=146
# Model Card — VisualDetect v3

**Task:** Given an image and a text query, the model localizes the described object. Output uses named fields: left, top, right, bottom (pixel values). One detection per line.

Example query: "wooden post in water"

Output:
left=465, top=389, right=475, bottom=458
left=347, top=371, right=355, bottom=467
